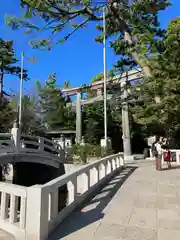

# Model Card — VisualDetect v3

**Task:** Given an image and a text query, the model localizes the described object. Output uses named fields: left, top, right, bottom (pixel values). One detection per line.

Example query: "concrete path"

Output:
left=0, top=229, right=14, bottom=240
left=49, top=161, right=180, bottom=240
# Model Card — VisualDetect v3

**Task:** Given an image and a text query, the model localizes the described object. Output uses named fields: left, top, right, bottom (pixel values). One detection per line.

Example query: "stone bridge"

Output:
left=1, top=148, right=180, bottom=239
left=0, top=127, right=65, bottom=169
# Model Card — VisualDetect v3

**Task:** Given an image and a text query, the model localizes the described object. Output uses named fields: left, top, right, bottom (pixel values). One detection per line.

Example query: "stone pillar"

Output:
left=76, top=92, right=82, bottom=144
left=80, top=136, right=85, bottom=146
left=121, top=80, right=133, bottom=163
left=59, top=134, right=65, bottom=150
left=11, top=122, right=21, bottom=153
left=26, top=185, right=49, bottom=240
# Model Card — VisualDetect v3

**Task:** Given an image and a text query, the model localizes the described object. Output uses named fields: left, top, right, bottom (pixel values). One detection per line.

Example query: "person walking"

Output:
left=165, top=147, right=171, bottom=169
left=155, top=139, right=162, bottom=171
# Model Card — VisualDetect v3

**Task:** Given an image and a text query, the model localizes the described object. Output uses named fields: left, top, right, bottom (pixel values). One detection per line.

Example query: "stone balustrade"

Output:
left=0, top=152, right=124, bottom=239
left=0, top=182, right=27, bottom=239
left=0, top=128, right=65, bottom=167
left=161, top=149, right=180, bottom=164
left=26, top=152, right=124, bottom=239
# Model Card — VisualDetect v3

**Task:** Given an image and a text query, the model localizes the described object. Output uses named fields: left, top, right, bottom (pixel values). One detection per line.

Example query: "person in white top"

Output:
left=155, top=139, right=163, bottom=171
left=155, top=141, right=162, bottom=155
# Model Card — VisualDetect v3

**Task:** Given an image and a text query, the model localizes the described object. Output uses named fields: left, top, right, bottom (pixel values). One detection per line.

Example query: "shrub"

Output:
left=66, top=143, right=114, bottom=163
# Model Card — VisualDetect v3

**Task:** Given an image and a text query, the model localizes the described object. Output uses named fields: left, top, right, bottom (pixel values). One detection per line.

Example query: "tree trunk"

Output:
left=123, top=31, right=152, bottom=78
left=109, top=3, right=152, bottom=79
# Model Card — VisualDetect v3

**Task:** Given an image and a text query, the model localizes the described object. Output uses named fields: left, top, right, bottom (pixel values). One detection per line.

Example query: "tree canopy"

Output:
left=130, top=17, right=180, bottom=144
left=0, top=39, right=28, bottom=96
left=37, top=73, right=75, bottom=131
left=6, top=0, right=170, bottom=79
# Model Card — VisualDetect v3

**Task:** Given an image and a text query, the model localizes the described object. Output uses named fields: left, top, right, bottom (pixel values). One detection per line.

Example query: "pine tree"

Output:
left=6, top=0, right=170, bottom=79
left=37, top=73, right=75, bottom=130
left=10, top=94, right=45, bottom=135
left=0, top=96, right=14, bottom=132
left=0, top=39, right=28, bottom=96
left=131, top=17, right=180, bottom=142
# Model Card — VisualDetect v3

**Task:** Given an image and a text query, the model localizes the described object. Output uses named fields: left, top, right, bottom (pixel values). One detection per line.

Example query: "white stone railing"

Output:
left=0, top=133, right=14, bottom=154
left=20, top=134, right=63, bottom=158
left=25, top=153, right=124, bottom=239
left=0, top=127, right=64, bottom=161
left=161, top=149, right=180, bottom=164
left=0, top=182, right=27, bottom=239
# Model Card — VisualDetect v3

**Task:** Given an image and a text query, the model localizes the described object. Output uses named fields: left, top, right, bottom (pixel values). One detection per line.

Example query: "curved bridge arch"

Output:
left=0, top=129, right=65, bottom=168
left=0, top=153, right=62, bottom=168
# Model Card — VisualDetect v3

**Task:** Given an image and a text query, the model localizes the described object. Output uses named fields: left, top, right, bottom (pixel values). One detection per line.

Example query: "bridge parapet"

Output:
left=0, top=182, right=27, bottom=239
left=0, top=152, right=124, bottom=239
left=0, top=127, right=64, bottom=162
left=27, top=152, right=124, bottom=239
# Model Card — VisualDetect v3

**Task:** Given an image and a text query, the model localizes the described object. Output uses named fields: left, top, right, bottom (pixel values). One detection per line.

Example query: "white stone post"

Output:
left=26, top=185, right=49, bottom=240
left=176, top=151, right=180, bottom=164
left=119, top=153, right=124, bottom=166
left=38, top=137, right=44, bottom=153
left=11, top=125, right=21, bottom=153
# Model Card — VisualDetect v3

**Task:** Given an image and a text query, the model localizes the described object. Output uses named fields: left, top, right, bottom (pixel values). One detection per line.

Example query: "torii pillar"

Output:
left=76, top=92, right=82, bottom=144
left=121, top=80, right=134, bottom=162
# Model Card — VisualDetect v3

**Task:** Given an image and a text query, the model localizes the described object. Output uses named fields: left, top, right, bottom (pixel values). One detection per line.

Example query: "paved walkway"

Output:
left=49, top=161, right=180, bottom=240
left=0, top=229, right=14, bottom=240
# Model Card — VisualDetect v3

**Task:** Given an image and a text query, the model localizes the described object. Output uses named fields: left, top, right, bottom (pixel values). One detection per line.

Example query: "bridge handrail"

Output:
left=44, top=153, right=122, bottom=189
left=0, top=152, right=124, bottom=239
left=0, top=133, right=14, bottom=153
left=0, top=182, right=27, bottom=237
left=34, top=152, right=124, bottom=237
left=0, top=128, right=64, bottom=161
left=0, top=133, right=12, bottom=137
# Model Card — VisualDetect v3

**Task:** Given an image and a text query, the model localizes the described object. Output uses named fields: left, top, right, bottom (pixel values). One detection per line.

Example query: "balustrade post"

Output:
left=11, top=124, right=21, bottom=153
left=119, top=154, right=124, bottom=166
left=38, top=137, right=44, bottom=153
left=110, top=159, right=113, bottom=172
left=85, top=171, right=91, bottom=191
left=116, top=157, right=120, bottom=168
left=26, top=185, right=49, bottom=240
left=96, top=165, right=100, bottom=182
left=50, top=189, right=58, bottom=220
left=73, top=177, right=78, bottom=201
left=176, top=151, right=180, bottom=164
left=105, top=160, right=109, bottom=175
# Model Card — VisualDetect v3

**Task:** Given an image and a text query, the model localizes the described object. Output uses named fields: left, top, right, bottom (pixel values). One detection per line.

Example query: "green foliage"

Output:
left=83, top=95, right=122, bottom=148
left=37, top=73, right=75, bottom=130
left=92, top=72, right=104, bottom=82
left=10, top=94, right=44, bottom=135
left=0, top=96, right=14, bottom=132
left=92, top=70, right=115, bottom=82
left=6, top=0, right=170, bottom=78
left=130, top=17, right=180, bottom=139
left=0, top=39, right=28, bottom=95
left=66, top=143, right=114, bottom=163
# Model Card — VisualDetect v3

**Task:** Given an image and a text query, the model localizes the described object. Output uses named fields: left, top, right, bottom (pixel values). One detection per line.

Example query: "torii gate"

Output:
left=61, top=69, right=143, bottom=162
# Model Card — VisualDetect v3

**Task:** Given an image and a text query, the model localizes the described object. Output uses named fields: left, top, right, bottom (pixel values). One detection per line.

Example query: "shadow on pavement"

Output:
left=162, top=165, right=180, bottom=171
left=49, top=166, right=137, bottom=240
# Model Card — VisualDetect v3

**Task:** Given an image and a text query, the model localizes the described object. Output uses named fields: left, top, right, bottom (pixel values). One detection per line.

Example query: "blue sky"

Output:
left=0, top=0, right=179, bottom=95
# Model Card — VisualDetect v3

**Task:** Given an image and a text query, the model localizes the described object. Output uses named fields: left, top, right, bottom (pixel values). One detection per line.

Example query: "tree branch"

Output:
left=109, top=1, right=152, bottom=78
left=63, top=18, right=89, bottom=41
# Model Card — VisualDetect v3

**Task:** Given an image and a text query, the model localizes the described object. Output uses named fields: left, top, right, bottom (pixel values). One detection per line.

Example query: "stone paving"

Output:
left=0, top=229, right=14, bottom=240
left=49, top=161, right=180, bottom=240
